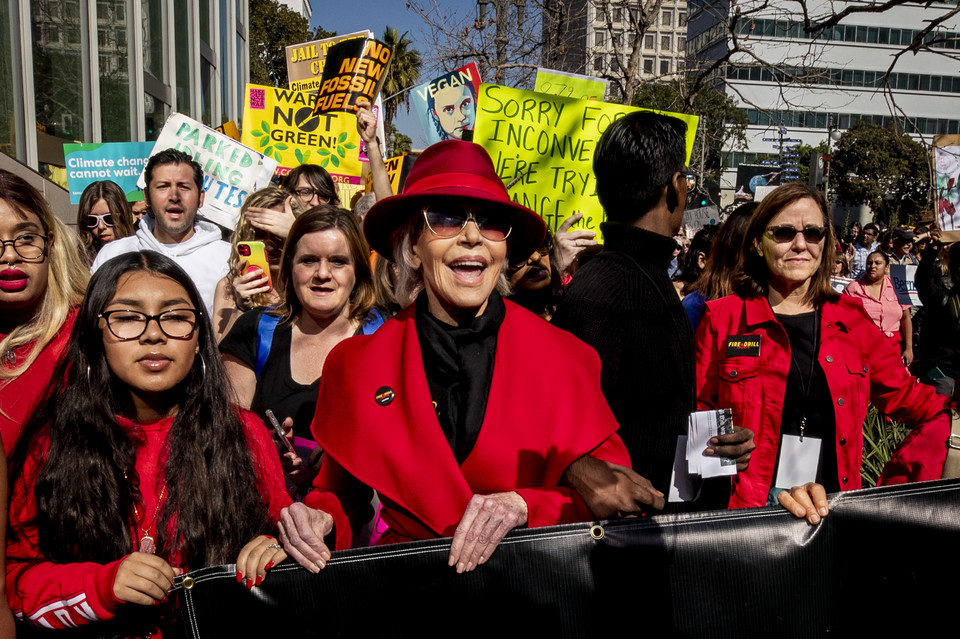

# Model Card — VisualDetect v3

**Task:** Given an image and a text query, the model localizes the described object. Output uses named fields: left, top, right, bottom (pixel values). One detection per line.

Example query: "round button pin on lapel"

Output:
left=375, top=386, right=395, bottom=406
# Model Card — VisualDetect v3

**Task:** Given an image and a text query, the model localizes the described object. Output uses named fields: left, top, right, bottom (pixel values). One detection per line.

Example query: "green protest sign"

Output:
left=472, top=83, right=698, bottom=239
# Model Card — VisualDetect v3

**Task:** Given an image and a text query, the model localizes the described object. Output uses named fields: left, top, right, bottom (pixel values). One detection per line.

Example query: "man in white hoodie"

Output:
left=93, top=149, right=231, bottom=315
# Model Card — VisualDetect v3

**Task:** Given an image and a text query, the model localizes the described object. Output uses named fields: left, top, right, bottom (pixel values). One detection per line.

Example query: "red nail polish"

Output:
left=264, top=560, right=274, bottom=571
left=245, top=578, right=253, bottom=589
left=255, top=575, right=263, bottom=586
left=236, top=571, right=242, bottom=583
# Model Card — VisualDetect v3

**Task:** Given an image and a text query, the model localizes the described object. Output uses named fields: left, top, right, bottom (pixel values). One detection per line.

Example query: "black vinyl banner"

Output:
left=21, top=479, right=956, bottom=638
left=166, top=478, right=960, bottom=638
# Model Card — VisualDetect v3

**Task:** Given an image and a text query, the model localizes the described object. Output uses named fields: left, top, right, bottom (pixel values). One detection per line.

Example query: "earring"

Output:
left=86, top=365, right=91, bottom=383
left=198, top=354, right=206, bottom=382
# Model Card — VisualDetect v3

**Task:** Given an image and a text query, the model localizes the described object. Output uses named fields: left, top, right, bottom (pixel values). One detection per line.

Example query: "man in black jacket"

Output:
left=555, top=111, right=753, bottom=514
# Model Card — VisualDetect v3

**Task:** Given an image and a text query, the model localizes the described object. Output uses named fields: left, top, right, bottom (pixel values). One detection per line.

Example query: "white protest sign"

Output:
left=138, top=113, right=278, bottom=230
left=682, top=205, right=720, bottom=231
left=889, top=264, right=921, bottom=306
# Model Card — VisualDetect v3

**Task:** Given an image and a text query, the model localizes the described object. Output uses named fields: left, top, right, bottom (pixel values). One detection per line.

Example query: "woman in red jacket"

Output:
left=695, top=183, right=949, bottom=520
left=278, top=141, right=636, bottom=574
left=7, top=251, right=290, bottom=636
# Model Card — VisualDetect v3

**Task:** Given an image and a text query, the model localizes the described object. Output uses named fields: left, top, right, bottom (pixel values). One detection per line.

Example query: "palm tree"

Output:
left=380, top=26, right=422, bottom=133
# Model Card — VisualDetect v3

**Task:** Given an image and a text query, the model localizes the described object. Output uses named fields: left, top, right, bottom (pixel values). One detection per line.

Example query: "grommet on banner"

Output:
left=182, top=576, right=195, bottom=590
left=589, top=524, right=604, bottom=540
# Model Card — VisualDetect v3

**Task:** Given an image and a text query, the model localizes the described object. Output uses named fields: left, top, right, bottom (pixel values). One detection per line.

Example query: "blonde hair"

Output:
left=0, top=170, right=89, bottom=381
left=226, top=187, right=303, bottom=309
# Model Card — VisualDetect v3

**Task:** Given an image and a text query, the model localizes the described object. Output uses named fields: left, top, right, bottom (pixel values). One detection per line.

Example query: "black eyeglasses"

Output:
left=86, top=214, right=115, bottom=228
left=422, top=206, right=513, bottom=242
left=765, top=225, right=827, bottom=244
left=99, top=309, right=200, bottom=340
left=0, top=233, right=48, bottom=261
left=292, top=187, right=329, bottom=204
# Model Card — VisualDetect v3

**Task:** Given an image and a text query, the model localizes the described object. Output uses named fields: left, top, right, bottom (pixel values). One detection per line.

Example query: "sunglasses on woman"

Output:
left=765, top=225, right=827, bottom=244
left=422, top=206, right=513, bottom=242
left=86, top=214, right=115, bottom=228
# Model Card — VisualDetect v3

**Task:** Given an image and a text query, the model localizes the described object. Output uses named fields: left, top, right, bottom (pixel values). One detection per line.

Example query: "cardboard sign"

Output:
left=241, top=84, right=365, bottom=203
left=411, top=63, right=481, bottom=145
left=472, top=83, right=698, bottom=239
left=683, top=205, right=720, bottom=230
left=285, top=30, right=372, bottom=93
left=313, top=38, right=392, bottom=115
left=535, top=68, right=607, bottom=101
left=889, top=264, right=921, bottom=306
left=64, top=141, right=155, bottom=203
left=139, top=113, right=277, bottom=229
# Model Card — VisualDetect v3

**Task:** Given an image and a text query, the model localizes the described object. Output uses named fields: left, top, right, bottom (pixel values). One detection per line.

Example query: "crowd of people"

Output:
left=0, top=105, right=955, bottom=636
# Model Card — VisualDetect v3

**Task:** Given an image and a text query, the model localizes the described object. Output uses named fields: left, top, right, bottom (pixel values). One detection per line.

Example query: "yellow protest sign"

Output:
left=472, top=83, right=698, bottom=239
left=286, top=31, right=372, bottom=93
left=241, top=83, right=364, bottom=202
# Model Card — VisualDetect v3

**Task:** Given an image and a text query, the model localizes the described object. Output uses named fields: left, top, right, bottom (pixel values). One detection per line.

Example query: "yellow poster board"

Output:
left=241, top=83, right=365, bottom=203
left=472, top=83, right=698, bottom=239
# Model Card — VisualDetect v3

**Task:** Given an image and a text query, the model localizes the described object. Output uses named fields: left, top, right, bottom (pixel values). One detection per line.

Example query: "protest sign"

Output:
left=381, top=153, right=418, bottom=195
left=63, top=141, right=154, bottom=203
left=139, top=113, right=277, bottom=229
left=933, top=135, right=960, bottom=236
left=241, top=84, right=365, bottom=204
left=889, top=264, right=921, bottom=306
left=735, top=164, right=782, bottom=202
left=313, top=38, right=392, bottom=115
left=535, top=68, right=607, bottom=101
left=411, top=63, right=481, bottom=145
left=682, top=205, right=720, bottom=231
left=472, top=83, right=698, bottom=239
left=215, top=120, right=240, bottom=141
left=286, top=31, right=372, bottom=93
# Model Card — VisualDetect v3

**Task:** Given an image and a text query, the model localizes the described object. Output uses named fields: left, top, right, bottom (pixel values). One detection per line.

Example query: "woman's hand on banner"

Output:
left=278, top=503, right=334, bottom=573
left=449, top=492, right=528, bottom=573
left=778, top=482, right=829, bottom=525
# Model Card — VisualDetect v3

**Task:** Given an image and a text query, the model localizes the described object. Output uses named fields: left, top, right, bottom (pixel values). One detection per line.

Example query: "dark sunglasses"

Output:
left=86, top=214, right=115, bottom=228
left=422, top=206, right=512, bottom=242
left=765, top=225, right=827, bottom=244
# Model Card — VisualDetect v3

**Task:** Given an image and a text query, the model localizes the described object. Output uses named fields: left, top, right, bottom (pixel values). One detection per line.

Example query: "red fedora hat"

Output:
left=363, top=140, right=545, bottom=261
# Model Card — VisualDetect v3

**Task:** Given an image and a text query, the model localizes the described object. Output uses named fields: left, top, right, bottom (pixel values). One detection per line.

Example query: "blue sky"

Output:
left=308, top=1, right=461, bottom=148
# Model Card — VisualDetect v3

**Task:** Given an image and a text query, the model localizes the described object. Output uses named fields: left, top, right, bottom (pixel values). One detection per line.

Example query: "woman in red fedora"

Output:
left=278, top=140, right=643, bottom=574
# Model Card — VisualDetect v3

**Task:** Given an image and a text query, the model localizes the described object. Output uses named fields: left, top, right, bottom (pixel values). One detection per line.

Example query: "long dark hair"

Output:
left=9, top=251, right=272, bottom=568
left=690, top=202, right=756, bottom=300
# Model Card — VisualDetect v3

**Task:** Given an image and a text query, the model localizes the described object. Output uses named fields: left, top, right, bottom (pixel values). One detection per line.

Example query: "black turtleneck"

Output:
left=553, top=222, right=697, bottom=500
left=416, top=291, right=506, bottom=464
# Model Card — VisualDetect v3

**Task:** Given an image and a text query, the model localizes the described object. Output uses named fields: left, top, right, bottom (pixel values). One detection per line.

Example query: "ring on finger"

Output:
left=267, top=544, right=283, bottom=550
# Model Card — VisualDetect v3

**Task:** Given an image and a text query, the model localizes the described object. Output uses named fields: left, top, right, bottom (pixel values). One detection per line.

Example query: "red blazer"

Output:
left=305, top=300, right=631, bottom=549
left=696, top=294, right=948, bottom=509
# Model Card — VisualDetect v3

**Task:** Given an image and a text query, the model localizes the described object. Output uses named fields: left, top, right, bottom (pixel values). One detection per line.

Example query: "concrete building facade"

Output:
left=686, top=0, right=960, bottom=193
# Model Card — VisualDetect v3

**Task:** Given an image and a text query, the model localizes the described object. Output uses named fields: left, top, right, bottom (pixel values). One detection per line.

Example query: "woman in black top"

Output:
left=221, top=206, right=382, bottom=491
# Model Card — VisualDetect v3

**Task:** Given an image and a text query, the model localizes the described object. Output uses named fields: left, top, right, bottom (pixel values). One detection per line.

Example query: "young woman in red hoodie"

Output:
left=7, top=251, right=290, bottom=637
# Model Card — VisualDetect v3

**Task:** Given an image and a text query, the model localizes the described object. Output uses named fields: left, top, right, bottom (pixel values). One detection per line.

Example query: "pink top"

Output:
left=843, top=275, right=909, bottom=337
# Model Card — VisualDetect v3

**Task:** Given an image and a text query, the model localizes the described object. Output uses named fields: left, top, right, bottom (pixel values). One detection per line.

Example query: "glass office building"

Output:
left=1, top=0, right=248, bottom=183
